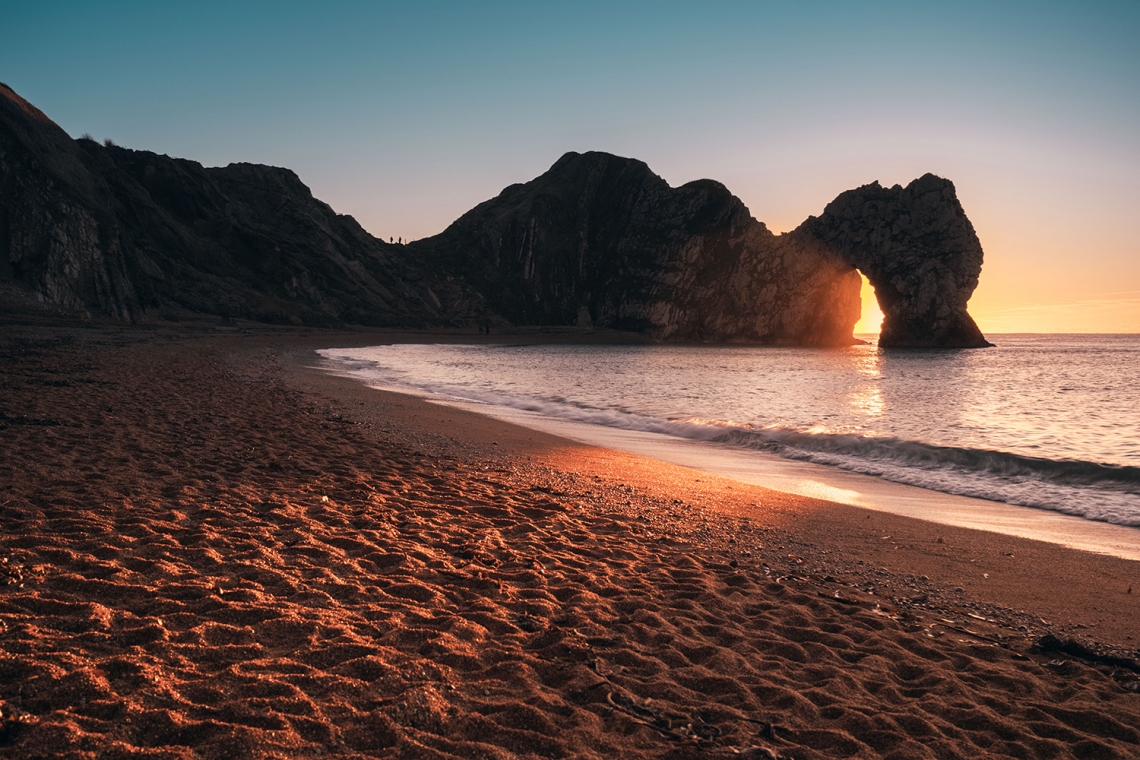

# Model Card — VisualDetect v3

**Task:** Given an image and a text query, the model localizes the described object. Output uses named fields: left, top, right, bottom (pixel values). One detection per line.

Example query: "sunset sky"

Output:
left=3, top=1, right=1137, bottom=332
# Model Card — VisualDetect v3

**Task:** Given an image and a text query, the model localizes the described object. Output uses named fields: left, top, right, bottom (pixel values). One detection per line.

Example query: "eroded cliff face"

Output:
left=418, top=152, right=991, bottom=346
left=802, top=174, right=992, bottom=348
left=0, top=83, right=480, bottom=327
left=1, top=84, right=989, bottom=346
left=0, top=85, right=141, bottom=320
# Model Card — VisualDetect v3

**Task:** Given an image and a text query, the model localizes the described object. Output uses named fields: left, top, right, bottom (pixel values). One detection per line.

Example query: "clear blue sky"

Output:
left=4, top=1, right=1138, bottom=330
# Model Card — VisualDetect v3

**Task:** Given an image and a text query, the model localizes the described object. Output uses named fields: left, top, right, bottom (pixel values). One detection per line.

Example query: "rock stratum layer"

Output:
left=1, top=84, right=990, bottom=346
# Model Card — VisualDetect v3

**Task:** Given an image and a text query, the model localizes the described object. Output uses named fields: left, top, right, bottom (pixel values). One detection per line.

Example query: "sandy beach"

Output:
left=1, top=316, right=1138, bottom=759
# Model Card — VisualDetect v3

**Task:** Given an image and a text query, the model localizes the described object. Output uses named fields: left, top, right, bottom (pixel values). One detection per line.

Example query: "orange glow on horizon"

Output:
left=853, top=273, right=883, bottom=335
left=969, top=292, right=1140, bottom=334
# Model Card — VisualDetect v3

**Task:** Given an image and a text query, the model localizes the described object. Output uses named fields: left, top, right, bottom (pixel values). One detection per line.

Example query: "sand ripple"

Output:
left=0, top=326, right=1137, bottom=759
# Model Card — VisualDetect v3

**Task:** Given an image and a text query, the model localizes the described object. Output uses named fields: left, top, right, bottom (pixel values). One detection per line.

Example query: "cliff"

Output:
left=0, top=84, right=990, bottom=346
left=0, top=83, right=480, bottom=327
left=413, top=152, right=861, bottom=345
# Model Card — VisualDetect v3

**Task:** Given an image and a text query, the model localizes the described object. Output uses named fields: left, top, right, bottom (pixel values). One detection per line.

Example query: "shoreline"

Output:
left=290, top=346, right=1140, bottom=650
left=1, top=318, right=1138, bottom=758
left=313, top=340, right=1140, bottom=561
left=352, top=385, right=1140, bottom=562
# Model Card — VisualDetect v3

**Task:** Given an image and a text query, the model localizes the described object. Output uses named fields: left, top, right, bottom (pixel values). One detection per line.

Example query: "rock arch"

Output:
left=802, top=174, right=992, bottom=348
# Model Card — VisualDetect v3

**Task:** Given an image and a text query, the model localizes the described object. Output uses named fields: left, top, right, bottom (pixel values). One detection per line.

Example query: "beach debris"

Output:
left=0, top=558, right=24, bottom=587
left=930, top=620, right=1006, bottom=646
left=734, top=748, right=780, bottom=759
left=1116, top=677, right=1140, bottom=692
left=604, top=691, right=702, bottom=744
left=1034, top=634, right=1140, bottom=674
left=514, top=613, right=543, bottom=632
left=0, top=702, right=34, bottom=741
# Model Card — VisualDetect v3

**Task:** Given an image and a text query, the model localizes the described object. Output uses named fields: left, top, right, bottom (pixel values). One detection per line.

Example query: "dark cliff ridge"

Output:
left=1, top=84, right=990, bottom=346
left=0, top=83, right=481, bottom=327
left=413, top=151, right=862, bottom=345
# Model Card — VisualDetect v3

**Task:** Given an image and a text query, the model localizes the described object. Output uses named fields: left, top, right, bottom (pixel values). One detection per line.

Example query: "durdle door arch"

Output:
left=802, top=174, right=992, bottom=348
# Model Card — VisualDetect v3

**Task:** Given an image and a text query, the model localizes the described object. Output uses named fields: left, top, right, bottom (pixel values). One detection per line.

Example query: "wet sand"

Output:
left=1, top=318, right=1138, bottom=759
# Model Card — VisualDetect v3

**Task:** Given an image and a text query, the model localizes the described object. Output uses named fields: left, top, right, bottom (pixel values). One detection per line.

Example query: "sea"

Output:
left=317, top=335, right=1140, bottom=558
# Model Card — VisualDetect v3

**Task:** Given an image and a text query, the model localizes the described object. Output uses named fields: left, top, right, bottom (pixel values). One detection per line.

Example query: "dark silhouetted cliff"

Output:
left=0, top=83, right=481, bottom=327
left=413, top=151, right=989, bottom=346
left=802, top=175, right=991, bottom=347
left=412, top=152, right=861, bottom=344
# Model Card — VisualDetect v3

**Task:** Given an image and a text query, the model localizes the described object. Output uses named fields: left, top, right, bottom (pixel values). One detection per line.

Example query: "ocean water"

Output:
left=318, top=335, right=1140, bottom=530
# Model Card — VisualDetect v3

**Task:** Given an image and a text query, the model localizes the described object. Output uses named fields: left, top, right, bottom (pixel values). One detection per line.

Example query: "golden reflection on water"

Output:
left=848, top=349, right=884, bottom=421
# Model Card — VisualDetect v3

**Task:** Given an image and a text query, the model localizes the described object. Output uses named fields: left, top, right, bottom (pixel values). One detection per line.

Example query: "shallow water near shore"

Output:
left=318, top=334, right=1140, bottom=556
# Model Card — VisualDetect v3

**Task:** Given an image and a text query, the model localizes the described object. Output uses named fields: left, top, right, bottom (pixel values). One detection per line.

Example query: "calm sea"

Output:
left=318, top=335, right=1140, bottom=530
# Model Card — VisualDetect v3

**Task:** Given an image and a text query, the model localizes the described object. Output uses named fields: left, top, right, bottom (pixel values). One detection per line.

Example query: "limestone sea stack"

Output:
left=0, top=83, right=991, bottom=346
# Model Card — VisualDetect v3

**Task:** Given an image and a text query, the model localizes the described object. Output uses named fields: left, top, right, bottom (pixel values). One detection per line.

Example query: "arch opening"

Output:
left=852, top=271, right=883, bottom=336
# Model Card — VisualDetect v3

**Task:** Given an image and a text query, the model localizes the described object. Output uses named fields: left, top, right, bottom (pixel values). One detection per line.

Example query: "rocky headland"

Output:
left=1, top=84, right=990, bottom=347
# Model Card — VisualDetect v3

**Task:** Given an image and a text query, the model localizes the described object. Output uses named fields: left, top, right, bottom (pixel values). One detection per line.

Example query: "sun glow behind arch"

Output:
left=853, top=272, right=883, bottom=335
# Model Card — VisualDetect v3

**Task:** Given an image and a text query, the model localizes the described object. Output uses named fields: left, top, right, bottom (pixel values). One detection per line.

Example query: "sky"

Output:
left=3, top=1, right=1138, bottom=332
